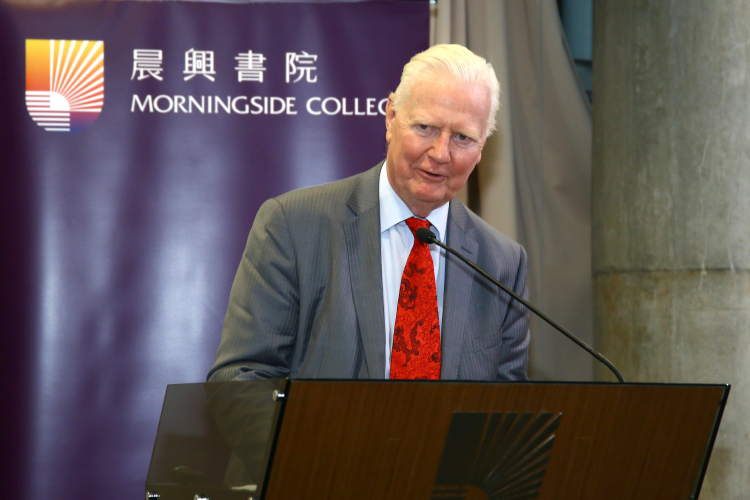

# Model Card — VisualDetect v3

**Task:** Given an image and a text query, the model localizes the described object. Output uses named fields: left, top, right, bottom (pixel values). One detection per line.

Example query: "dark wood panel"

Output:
left=265, top=382, right=725, bottom=500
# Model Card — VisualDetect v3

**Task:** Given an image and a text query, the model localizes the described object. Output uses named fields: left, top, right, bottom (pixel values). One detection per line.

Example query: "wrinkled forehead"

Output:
left=401, top=73, right=491, bottom=132
left=412, top=69, right=489, bottom=104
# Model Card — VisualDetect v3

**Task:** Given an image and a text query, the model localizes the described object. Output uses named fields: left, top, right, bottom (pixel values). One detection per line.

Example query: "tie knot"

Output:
left=405, top=217, right=431, bottom=234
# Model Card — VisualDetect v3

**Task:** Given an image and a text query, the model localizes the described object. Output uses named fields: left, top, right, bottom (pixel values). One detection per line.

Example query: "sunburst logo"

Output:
left=26, top=39, right=104, bottom=133
left=432, top=412, right=561, bottom=500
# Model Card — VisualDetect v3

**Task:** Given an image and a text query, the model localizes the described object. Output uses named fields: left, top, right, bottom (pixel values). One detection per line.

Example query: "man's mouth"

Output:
left=417, top=169, right=445, bottom=181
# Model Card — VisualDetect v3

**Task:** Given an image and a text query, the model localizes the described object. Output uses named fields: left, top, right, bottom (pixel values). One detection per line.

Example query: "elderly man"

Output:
left=208, top=44, right=529, bottom=382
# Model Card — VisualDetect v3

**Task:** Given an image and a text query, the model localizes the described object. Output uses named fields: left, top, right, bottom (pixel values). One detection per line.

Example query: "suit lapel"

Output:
left=441, top=199, right=478, bottom=379
left=342, top=164, right=385, bottom=379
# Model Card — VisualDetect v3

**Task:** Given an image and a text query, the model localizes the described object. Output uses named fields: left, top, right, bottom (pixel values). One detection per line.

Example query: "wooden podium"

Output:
left=146, top=380, right=728, bottom=500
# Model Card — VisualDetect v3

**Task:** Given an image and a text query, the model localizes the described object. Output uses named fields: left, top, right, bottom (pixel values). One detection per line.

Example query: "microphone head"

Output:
left=416, top=227, right=436, bottom=244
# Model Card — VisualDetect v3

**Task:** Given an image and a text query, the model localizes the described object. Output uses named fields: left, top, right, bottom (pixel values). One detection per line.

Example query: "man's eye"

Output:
left=456, top=133, right=470, bottom=142
left=418, top=124, right=431, bottom=131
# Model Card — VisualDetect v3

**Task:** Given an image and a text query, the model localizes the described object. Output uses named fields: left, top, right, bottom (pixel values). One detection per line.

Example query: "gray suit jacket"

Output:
left=208, top=163, right=529, bottom=382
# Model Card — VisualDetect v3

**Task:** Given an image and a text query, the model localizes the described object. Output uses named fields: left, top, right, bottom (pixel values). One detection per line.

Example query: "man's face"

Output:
left=385, top=73, right=490, bottom=217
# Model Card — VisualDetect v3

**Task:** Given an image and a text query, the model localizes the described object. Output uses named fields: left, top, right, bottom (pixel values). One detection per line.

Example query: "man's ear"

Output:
left=385, top=94, right=396, bottom=143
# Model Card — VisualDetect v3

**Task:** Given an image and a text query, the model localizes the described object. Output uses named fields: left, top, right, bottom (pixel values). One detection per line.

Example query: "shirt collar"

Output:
left=379, top=162, right=449, bottom=242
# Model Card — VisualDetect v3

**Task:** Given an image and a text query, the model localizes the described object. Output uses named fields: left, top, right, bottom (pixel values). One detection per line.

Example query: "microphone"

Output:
left=415, top=227, right=625, bottom=383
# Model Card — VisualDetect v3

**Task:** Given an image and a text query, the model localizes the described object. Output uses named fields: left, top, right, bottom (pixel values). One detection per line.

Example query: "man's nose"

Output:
left=428, top=131, right=451, bottom=163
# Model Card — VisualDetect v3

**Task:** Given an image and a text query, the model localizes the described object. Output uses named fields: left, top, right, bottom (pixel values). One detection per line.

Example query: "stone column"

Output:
left=593, top=2, right=750, bottom=498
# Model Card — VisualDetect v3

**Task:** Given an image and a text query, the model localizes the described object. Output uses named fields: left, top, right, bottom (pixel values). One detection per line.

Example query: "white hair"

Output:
left=391, top=44, right=501, bottom=136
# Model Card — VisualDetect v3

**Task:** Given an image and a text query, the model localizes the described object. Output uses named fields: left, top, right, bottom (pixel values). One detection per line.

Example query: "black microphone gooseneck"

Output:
left=415, top=227, right=625, bottom=383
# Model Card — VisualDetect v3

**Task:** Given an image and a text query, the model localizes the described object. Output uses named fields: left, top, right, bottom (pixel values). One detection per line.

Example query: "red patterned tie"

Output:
left=390, top=217, right=441, bottom=380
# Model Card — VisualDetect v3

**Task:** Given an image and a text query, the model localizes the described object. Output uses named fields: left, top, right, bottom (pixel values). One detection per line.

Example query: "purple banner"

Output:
left=0, top=1, right=428, bottom=499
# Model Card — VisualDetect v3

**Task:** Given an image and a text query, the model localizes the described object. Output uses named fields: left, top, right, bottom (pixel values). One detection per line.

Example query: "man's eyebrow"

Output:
left=408, top=115, right=437, bottom=126
left=407, top=116, right=482, bottom=141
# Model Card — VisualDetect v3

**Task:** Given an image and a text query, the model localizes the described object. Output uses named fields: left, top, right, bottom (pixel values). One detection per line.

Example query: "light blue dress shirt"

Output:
left=379, top=163, right=448, bottom=379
